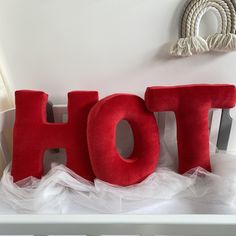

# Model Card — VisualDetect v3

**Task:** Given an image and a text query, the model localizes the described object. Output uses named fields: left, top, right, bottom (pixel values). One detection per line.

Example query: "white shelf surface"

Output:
left=0, top=214, right=236, bottom=224
left=0, top=215, right=236, bottom=236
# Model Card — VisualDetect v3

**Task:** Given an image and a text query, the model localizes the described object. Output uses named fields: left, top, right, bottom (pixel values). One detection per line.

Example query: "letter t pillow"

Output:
left=145, top=84, right=236, bottom=174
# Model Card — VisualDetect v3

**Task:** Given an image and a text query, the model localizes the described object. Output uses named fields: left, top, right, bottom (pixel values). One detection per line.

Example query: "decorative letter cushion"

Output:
left=11, top=90, right=98, bottom=182
left=87, top=94, right=159, bottom=186
left=145, top=84, right=236, bottom=173
left=11, top=84, right=236, bottom=186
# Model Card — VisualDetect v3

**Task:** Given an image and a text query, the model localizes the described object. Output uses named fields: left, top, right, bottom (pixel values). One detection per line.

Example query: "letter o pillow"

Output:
left=87, top=94, right=159, bottom=186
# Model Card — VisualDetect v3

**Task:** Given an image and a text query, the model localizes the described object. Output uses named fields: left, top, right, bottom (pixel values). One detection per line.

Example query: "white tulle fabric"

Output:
left=1, top=145, right=236, bottom=214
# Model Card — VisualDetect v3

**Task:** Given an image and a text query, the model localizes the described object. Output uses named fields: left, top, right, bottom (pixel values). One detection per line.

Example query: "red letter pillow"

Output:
left=145, top=84, right=236, bottom=174
left=87, top=94, right=159, bottom=186
left=11, top=90, right=98, bottom=182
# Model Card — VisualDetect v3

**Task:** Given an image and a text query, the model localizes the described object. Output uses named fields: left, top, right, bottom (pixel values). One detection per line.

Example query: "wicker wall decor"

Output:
left=170, top=0, right=236, bottom=56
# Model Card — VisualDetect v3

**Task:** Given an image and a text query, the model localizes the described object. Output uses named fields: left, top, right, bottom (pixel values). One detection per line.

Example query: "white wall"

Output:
left=0, top=0, right=235, bottom=104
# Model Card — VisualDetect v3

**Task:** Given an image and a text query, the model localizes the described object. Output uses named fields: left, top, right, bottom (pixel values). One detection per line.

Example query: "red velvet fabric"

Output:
left=11, top=90, right=98, bottom=182
left=87, top=94, right=159, bottom=186
left=145, top=84, right=236, bottom=174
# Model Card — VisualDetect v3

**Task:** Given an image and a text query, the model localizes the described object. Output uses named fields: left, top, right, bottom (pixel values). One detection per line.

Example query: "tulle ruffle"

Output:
left=1, top=152, right=236, bottom=214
